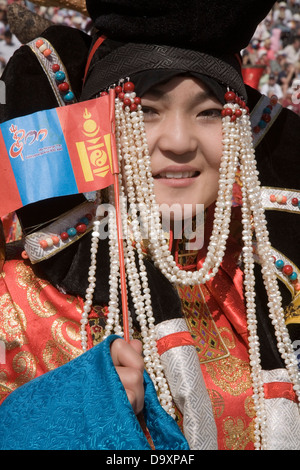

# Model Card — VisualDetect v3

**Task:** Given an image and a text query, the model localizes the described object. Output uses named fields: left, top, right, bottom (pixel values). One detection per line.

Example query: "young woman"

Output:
left=0, top=0, right=299, bottom=451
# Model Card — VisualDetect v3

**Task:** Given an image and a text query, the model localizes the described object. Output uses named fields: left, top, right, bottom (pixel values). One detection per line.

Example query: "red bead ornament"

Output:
left=282, top=265, right=293, bottom=276
left=116, top=81, right=141, bottom=113
left=60, top=232, right=69, bottom=241
left=292, top=198, right=299, bottom=206
left=224, top=91, right=236, bottom=102
left=123, top=97, right=132, bottom=107
left=262, top=113, right=271, bottom=123
left=52, top=63, right=60, bottom=72
left=115, top=85, right=123, bottom=94
left=123, top=81, right=135, bottom=93
left=130, top=103, right=137, bottom=112
left=222, top=108, right=233, bottom=117
left=270, top=194, right=276, bottom=203
left=58, top=82, right=69, bottom=92
left=76, top=223, right=87, bottom=234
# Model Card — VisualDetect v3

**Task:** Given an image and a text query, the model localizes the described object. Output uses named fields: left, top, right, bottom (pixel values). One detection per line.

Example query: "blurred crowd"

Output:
left=0, top=1, right=300, bottom=114
left=242, top=0, right=300, bottom=114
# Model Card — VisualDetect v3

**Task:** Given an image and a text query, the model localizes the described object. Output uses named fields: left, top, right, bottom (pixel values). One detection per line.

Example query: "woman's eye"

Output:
left=141, top=106, right=159, bottom=120
left=141, top=106, right=157, bottom=115
left=198, top=108, right=222, bottom=119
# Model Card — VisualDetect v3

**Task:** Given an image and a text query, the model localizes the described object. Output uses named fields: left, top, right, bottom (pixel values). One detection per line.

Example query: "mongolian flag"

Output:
left=0, top=93, right=116, bottom=217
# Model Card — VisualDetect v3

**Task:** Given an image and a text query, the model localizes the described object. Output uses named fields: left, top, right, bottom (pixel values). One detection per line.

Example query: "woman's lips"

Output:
left=153, top=168, right=200, bottom=187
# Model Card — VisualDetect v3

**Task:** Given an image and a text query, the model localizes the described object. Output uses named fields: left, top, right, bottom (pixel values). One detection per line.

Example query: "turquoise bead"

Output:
left=263, top=107, right=272, bottom=114
left=275, top=259, right=284, bottom=269
left=79, top=217, right=90, bottom=225
left=67, top=227, right=77, bottom=237
left=63, top=91, right=74, bottom=102
left=259, top=120, right=267, bottom=128
left=289, top=272, right=298, bottom=281
left=55, top=71, right=65, bottom=82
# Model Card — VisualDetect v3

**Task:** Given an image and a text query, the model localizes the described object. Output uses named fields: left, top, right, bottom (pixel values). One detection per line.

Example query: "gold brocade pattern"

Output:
left=15, top=262, right=57, bottom=318
left=12, top=351, right=37, bottom=389
left=43, top=318, right=82, bottom=369
left=0, top=260, right=84, bottom=405
left=205, top=355, right=251, bottom=396
left=0, top=293, right=27, bottom=350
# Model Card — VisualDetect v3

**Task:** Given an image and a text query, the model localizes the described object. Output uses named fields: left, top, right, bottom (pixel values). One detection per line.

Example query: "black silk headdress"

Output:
left=81, top=0, right=276, bottom=102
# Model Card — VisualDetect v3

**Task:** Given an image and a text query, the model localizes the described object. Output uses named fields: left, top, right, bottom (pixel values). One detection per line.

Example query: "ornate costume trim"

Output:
left=24, top=202, right=96, bottom=264
left=155, top=318, right=218, bottom=450
left=253, top=243, right=300, bottom=298
left=262, top=369, right=300, bottom=450
left=177, top=284, right=230, bottom=364
left=264, top=381, right=298, bottom=403
left=250, top=95, right=282, bottom=148
left=28, top=37, right=76, bottom=107
left=156, top=331, right=195, bottom=355
left=261, top=186, right=300, bottom=213
left=285, top=292, right=300, bottom=326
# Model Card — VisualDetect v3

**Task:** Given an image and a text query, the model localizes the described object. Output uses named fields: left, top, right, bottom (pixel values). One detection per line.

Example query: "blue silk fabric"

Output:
left=0, top=335, right=189, bottom=450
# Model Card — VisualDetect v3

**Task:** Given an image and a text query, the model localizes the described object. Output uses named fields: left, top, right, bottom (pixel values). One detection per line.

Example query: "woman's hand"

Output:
left=110, top=338, right=145, bottom=415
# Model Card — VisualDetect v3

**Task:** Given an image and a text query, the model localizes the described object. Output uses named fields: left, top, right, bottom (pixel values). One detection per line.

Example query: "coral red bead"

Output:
left=292, top=198, right=299, bottom=206
left=115, top=85, right=122, bottom=94
left=100, top=91, right=108, bottom=96
left=85, top=213, right=93, bottom=221
left=39, top=240, right=48, bottom=249
left=224, top=91, right=236, bottom=102
left=230, top=114, right=237, bottom=122
left=60, top=232, right=69, bottom=240
left=123, top=81, right=135, bottom=92
left=282, top=265, right=293, bottom=276
left=58, top=82, right=69, bottom=92
left=118, top=92, right=125, bottom=101
left=36, top=39, right=44, bottom=48
left=52, top=63, right=60, bottom=72
left=253, top=126, right=261, bottom=134
left=51, top=236, right=60, bottom=245
left=294, top=283, right=300, bottom=291
left=235, top=109, right=242, bottom=117
left=134, top=97, right=141, bottom=105
left=270, top=194, right=276, bottom=202
left=43, top=48, right=52, bottom=57
left=76, top=223, right=87, bottom=234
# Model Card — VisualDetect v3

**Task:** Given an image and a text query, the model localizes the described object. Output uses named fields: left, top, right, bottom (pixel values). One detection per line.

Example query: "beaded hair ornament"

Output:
left=79, top=79, right=300, bottom=450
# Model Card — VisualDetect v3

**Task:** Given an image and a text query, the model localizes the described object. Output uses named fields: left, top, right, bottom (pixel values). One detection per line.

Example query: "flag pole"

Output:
left=109, top=88, right=130, bottom=343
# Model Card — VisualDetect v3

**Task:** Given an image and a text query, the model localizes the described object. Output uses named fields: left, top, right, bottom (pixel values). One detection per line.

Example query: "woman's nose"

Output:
left=157, top=112, right=198, bottom=156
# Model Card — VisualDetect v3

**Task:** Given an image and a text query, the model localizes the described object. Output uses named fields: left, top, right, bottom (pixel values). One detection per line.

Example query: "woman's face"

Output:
left=141, top=76, right=223, bottom=218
